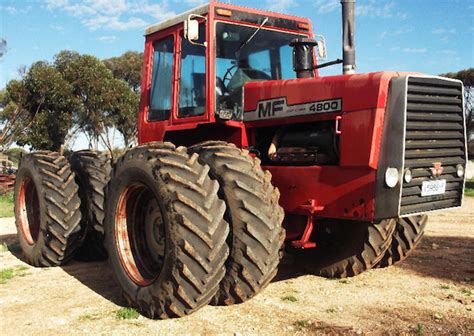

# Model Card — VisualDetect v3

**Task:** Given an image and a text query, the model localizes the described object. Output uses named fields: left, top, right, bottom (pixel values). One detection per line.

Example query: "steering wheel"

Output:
left=222, top=64, right=238, bottom=86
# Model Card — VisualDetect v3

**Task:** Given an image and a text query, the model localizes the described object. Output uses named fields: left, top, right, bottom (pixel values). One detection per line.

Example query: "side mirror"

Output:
left=184, top=14, right=207, bottom=47
left=314, top=34, right=328, bottom=60
left=184, top=17, right=199, bottom=42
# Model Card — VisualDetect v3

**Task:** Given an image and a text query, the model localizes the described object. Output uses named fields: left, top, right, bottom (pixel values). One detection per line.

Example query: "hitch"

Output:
left=291, top=199, right=324, bottom=249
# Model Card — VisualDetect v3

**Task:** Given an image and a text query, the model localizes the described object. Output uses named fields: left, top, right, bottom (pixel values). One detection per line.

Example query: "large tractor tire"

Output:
left=377, top=215, right=428, bottom=267
left=14, top=151, right=83, bottom=266
left=297, top=218, right=396, bottom=278
left=104, top=143, right=229, bottom=319
left=189, top=141, right=285, bottom=305
left=69, top=150, right=111, bottom=261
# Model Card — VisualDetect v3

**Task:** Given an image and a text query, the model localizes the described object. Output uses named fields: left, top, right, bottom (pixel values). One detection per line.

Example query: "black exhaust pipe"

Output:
left=290, top=38, right=318, bottom=78
left=341, top=0, right=356, bottom=74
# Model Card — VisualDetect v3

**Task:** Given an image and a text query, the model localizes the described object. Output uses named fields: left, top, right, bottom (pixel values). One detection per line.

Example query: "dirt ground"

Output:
left=0, top=200, right=473, bottom=335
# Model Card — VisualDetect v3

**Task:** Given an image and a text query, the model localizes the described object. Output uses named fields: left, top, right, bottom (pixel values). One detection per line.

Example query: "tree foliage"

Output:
left=4, top=147, right=26, bottom=167
left=1, top=62, right=79, bottom=151
left=20, top=62, right=79, bottom=151
left=441, top=68, right=473, bottom=137
left=1, top=50, right=140, bottom=154
left=0, top=38, right=6, bottom=60
left=104, top=51, right=143, bottom=93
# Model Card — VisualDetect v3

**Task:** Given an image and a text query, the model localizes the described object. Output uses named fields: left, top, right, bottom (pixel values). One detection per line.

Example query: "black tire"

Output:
left=104, top=143, right=229, bottom=318
left=69, top=150, right=111, bottom=261
left=189, top=141, right=285, bottom=305
left=296, top=218, right=396, bottom=278
left=14, top=151, right=83, bottom=266
left=377, top=215, right=428, bottom=267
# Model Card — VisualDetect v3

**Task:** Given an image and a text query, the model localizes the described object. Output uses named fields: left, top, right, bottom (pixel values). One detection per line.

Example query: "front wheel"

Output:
left=377, top=215, right=428, bottom=267
left=104, top=143, right=229, bottom=318
left=295, top=218, right=396, bottom=278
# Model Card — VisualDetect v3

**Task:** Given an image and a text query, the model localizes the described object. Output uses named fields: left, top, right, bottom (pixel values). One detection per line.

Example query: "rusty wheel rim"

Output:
left=18, top=177, right=41, bottom=245
left=115, top=183, right=165, bottom=286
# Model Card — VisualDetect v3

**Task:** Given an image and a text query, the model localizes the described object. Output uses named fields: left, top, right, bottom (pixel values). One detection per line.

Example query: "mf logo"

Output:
left=257, top=98, right=285, bottom=118
left=430, top=162, right=444, bottom=177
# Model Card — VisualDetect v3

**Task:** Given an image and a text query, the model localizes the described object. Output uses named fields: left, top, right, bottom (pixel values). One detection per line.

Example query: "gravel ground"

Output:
left=0, top=199, right=473, bottom=335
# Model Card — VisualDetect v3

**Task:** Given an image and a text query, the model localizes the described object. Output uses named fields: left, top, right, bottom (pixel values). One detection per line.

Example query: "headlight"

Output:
left=385, top=167, right=399, bottom=188
left=456, top=164, right=464, bottom=178
left=404, top=168, right=412, bottom=184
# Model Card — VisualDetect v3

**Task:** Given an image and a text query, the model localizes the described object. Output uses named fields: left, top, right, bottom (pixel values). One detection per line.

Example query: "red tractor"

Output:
left=14, top=1, right=467, bottom=319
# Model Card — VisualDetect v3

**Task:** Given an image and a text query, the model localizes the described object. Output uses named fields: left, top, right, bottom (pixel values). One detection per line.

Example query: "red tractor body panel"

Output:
left=243, top=72, right=396, bottom=168
left=243, top=72, right=397, bottom=223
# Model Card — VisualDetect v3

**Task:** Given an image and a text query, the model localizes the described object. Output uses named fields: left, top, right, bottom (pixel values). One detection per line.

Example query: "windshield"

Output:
left=215, top=22, right=307, bottom=120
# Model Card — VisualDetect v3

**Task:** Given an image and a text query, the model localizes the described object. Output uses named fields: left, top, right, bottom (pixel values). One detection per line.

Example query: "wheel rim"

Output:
left=18, top=177, right=41, bottom=245
left=115, top=183, right=166, bottom=286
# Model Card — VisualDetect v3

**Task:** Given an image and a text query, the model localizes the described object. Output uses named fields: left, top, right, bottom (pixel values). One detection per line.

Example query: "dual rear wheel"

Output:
left=14, top=152, right=83, bottom=266
left=103, top=142, right=284, bottom=317
left=15, top=143, right=285, bottom=318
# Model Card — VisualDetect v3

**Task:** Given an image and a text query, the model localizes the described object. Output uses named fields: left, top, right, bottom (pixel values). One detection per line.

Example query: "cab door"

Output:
left=138, top=28, right=177, bottom=144
left=171, top=22, right=211, bottom=126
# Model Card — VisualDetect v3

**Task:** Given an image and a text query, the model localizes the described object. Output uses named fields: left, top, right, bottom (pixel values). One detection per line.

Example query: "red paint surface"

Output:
left=137, top=4, right=410, bottom=241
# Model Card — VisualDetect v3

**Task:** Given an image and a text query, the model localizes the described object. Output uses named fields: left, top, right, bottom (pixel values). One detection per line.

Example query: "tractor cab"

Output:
left=213, top=20, right=311, bottom=120
left=138, top=2, right=320, bottom=142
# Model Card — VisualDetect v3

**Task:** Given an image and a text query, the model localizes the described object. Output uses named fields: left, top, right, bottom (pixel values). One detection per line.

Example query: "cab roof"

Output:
left=144, top=2, right=310, bottom=36
left=145, top=3, right=209, bottom=36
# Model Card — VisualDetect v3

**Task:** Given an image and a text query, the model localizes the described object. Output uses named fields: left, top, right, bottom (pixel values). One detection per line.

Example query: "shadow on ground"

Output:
left=0, top=232, right=125, bottom=306
left=274, top=235, right=474, bottom=285
left=2, top=231, right=472, bottom=307
left=363, top=305, right=474, bottom=335
left=397, top=235, right=474, bottom=284
left=61, top=260, right=126, bottom=306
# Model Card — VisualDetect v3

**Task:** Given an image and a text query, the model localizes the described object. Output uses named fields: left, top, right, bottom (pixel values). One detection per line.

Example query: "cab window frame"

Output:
left=148, top=34, right=175, bottom=122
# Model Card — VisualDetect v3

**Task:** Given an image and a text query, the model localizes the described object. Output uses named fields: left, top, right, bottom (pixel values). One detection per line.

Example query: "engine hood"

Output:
left=242, top=71, right=401, bottom=125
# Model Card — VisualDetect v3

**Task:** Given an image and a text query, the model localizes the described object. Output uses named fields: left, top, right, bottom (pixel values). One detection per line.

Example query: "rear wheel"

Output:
left=14, top=152, right=83, bottom=266
left=69, top=150, right=111, bottom=261
left=377, top=215, right=428, bottom=267
left=105, top=143, right=229, bottom=318
left=296, top=218, right=396, bottom=278
left=189, top=141, right=285, bottom=305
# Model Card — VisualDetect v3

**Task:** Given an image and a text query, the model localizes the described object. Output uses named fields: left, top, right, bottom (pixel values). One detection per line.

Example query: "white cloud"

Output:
left=83, top=15, right=147, bottom=31
left=49, top=24, right=64, bottom=31
left=393, top=27, right=413, bottom=36
left=380, top=27, right=413, bottom=40
left=357, top=1, right=395, bottom=18
left=0, top=6, right=18, bottom=15
left=266, top=0, right=296, bottom=13
left=179, top=0, right=206, bottom=6
left=314, top=0, right=339, bottom=14
left=402, top=48, right=427, bottom=54
left=314, top=0, right=407, bottom=19
left=98, top=35, right=117, bottom=43
left=440, top=49, right=457, bottom=56
left=397, top=12, right=408, bottom=20
left=1, top=5, right=32, bottom=15
left=432, top=28, right=456, bottom=35
left=45, top=0, right=176, bottom=31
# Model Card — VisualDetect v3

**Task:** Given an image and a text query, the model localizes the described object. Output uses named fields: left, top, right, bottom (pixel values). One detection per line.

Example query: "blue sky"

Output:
left=0, top=0, right=473, bottom=89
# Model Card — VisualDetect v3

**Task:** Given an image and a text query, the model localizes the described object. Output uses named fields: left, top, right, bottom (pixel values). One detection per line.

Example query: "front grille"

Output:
left=400, top=77, right=466, bottom=215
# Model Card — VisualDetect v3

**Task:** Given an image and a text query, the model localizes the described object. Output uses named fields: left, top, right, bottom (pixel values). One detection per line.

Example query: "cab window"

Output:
left=149, top=35, right=174, bottom=121
left=178, top=24, right=206, bottom=118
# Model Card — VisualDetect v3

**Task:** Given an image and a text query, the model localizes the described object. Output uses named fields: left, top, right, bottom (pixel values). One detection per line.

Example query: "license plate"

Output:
left=421, top=179, right=446, bottom=196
